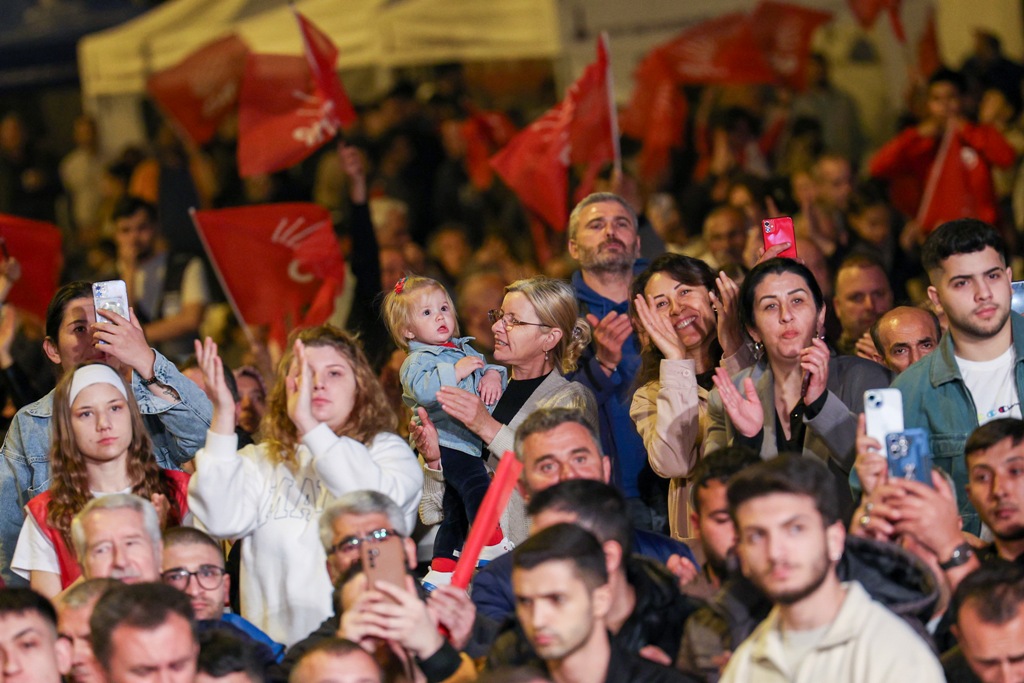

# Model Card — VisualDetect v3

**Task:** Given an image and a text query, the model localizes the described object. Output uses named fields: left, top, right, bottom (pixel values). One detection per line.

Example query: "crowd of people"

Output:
left=3, top=32, right=1024, bottom=683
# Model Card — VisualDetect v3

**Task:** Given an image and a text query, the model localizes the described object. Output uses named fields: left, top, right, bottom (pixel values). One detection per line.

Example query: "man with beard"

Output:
left=566, top=193, right=662, bottom=533
left=893, top=218, right=1024, bottom=534
left=508, top=523, right=693, bottom=683
left=112, top=196, right=209, bottom=362
left=832, top=255, right=894, bottom=357
left=720, top=455, right=942, bottom=683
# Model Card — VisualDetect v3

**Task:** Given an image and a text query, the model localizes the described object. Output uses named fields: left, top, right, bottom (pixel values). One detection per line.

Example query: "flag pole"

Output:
left=600, top=32, right=622, bottom=177
left=915, top=123, right=955, bottom=228
left=189, top=207, right=257, bottom=349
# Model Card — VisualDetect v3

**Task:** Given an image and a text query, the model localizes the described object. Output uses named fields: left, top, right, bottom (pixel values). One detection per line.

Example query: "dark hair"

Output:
left=833, top=253, right=889, bottom=292
left=90, top=583, right=197, bottom=669
left=292, top=638, right=380, bottom=683
left=629, top=253, right=723, bottom=388
left=739, top=258, right=824, bottom=334
left=526, top=480, right=633, bottom=556
left=0, top=588, right=58, bottom=633
left=965, top=418, right=1024, bottom=458
left=950, top=559, right=1024, bottom=625
left=921, top=218, right=1007, bottom=273
left=846, top=181, right=890, bottom=218
left=111, top=195, right=158, bottom=224
left=869, top=306, right=942, bottom=359
left=688, top=446, right=761, bottom=513
left=513, top=523, right=608, bottom=590
left=513, top=407, right=600, bottom=463
left=197, top=630, right=266, bottom=683
left=163, top=526, right=224, bottom=560
left=45, top=280, right=94, bottom=342
left=727, top=454, right=840, bottom=526
left=928, top=67, right=967, bottom=94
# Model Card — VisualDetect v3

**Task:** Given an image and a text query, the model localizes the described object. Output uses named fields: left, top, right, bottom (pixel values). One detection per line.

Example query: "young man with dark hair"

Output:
left=0, top=587, right=71, bottom=682
left=507, top=523, right=693, bottom=683
left=832, top=254, right=894, bottom=357
left=721, top=455, right=942, bottom=683
left=869, top=69, right=1014, bottom=225
left=943, top=559, right=1024, bottom=683
left=196, top=629, right=268, bottom=683
left=56, top=578, right=120, bottom=683
left=90, top=582, right=199, bottom=683
left=893, top=218, right=1024, bottom=535
left=289, top=638, right=383, bottom=683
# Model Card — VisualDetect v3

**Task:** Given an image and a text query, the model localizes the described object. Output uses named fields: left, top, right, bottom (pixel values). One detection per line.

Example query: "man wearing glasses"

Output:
left=160, top=527, right=284, bottom=663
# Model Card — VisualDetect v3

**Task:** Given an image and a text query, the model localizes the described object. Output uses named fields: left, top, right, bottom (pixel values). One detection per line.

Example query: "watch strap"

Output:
left=939, top=542, right=975, bottom=570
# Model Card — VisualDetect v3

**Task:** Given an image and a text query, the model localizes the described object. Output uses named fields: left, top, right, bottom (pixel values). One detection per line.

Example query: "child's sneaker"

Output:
left=477, top=536, right=515, bottom=566
left=421, top=569, right=453, bottom=592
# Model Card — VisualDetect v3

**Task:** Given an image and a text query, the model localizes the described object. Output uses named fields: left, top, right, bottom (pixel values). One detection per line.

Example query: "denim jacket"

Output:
left=0, top=350, right=213, bottom=585
left=893, top=312, right=1024, bottom=535
left=401, top=337, right=506, bottom=457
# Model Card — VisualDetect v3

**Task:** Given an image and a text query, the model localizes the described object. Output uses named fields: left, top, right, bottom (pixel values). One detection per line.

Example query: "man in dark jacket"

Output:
left=486, top=480, right=698, bottom=669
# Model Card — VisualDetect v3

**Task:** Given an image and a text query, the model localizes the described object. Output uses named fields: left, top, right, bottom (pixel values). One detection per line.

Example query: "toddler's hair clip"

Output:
left=394, top=277, right=407, bottom=294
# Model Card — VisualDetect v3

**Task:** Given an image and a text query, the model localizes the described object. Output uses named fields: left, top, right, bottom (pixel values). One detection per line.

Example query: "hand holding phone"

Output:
left=762, top=216, right=798, bottom=259
left=360, top=531, right=408, bottom=603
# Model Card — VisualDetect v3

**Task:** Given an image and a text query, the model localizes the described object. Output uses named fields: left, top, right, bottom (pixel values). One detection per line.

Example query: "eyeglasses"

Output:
left=161, top=565, right=227, bottom=590
left=326, top=528, right=398, bottom=556
left=487, top=309, right=549, bottom=330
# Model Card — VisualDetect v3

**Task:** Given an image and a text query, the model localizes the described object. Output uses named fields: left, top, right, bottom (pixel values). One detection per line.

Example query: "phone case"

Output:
left=863, top=389, right=904, bottom=447
left=92, top=280, right=130, bottom=329
left=361, top=535, right=407, bottom=602
left=886, top=428, right=933, bottom=486
left=762, top=216, right=798, bottom=259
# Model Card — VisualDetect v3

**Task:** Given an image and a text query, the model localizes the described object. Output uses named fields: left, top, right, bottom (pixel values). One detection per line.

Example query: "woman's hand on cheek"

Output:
left=633, top=294, right=684, bottom=360
left=286, top=340, right=319, bottom=436
left=799, top=338, right=830, bottom=405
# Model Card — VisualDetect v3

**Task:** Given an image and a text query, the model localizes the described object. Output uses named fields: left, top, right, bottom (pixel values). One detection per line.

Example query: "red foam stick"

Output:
left=450, top=451, right=523, bottom=589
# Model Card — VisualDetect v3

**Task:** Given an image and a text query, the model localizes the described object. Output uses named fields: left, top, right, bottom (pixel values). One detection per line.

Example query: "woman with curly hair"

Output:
left=11, top=363, right=189, bottom=596
left=188, top=325, right=422, bottom=647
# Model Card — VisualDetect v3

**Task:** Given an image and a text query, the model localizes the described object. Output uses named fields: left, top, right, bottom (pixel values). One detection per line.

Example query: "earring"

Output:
left=753, top=341, right=764, bottom=358
left=544, top=349, right=550, bottom=361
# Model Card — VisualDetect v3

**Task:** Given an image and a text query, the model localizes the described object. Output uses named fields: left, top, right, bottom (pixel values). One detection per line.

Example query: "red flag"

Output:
left=146, top=35, right=250, bottom=146
left=0, top=215, right=62, bottom=321
left=294, top=10, right=357, bottom=129
left=655, top=13, right=778, bottom=85
left=917, top=9, right=941, bottom=79
left=917, top=127, right=977, bottom=233
left=462, top=109, right=518, bottom=191
left=621, top=51, right=688, bottom=183
left=237, top=12, right=356, bottom=177
left=192, top=203, right=345, bottom=344
left=490, top=35, right=617, bottom=231
left=750, top=2, right=833, bottom=89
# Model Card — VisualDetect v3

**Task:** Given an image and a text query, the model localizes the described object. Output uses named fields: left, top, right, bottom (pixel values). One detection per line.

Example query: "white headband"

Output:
left=68, top=364, right=128, bottom=407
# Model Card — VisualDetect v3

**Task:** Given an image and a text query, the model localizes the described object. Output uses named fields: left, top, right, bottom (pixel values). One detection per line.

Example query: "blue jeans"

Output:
left=434, top=447, right=493, bottom=562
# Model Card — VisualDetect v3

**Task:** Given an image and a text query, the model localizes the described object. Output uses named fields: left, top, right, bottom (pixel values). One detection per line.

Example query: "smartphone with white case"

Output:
left=863, top=388, right=904, bottom=447
left=92, top=280, right=130, bottom=342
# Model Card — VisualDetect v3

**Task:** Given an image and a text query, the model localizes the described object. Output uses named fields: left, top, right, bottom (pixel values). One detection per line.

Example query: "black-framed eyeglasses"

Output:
left=161, top=565, right=227, bottom=590
left=326, top=528, right=399, bottom=556
left=488, top=309, right=549, bottom=329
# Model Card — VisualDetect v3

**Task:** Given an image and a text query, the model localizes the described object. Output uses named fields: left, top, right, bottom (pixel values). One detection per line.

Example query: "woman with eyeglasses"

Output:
left=188, top=325, right=422, bottom=647
left=414, top=276, right=597, bottom=552
left=10, top=363, right=190, bottom=597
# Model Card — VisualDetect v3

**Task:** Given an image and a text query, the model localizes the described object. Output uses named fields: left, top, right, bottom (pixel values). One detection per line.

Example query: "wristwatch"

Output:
left=939, top=542, right=975, bottom=571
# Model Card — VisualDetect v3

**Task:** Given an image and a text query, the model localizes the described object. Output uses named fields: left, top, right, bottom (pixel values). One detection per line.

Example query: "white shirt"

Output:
left=956, top=346, right=1022, bottom=424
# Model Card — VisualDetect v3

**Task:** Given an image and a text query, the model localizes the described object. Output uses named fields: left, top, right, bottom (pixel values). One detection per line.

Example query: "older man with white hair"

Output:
left=72, top=493, right=163, bottom=584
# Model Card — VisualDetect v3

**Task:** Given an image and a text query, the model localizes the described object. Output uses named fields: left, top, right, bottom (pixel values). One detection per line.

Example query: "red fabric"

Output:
left=192, top=203, right=345, bottom=345
left=462, top=109, right=518, bottom=191
left=848, top=0, right=887, bottom=28
left=146, top=35, right=250, bottom=146
left=749, top=2, right=833, bottom=89
left=237, top=12, right=356, bottom=177
left=0, top=215, right=62, bottom=321
left=490, top=35, right=617, bottom=231
left=917, top=10, right=941, bottom=79
left=25, top=470, right=190, bottom=588
left=620, top=52, right=688, bottom=183
left=871, top=123, right=1016, bottom=231
left=653, top=13, right=777, bottom=86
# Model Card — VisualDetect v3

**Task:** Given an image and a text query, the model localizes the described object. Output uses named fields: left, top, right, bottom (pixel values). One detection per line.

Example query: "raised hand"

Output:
left=712, top=271, right=743, bottom=358
left=410, top=407, right=441, bottom=469
left=853, top=413, right=887, bottom=496
left=195, top=337, right=236, bottom=436
left=799, top=337, right=830, bottom=405
left=454, top=356, right=484, bottom=381
left=586, top=310, right=632, bottom=373
left=633, top=293, right=685, bottom=360
left=855, top=332, right=883, bottom=365
left=437, top=385, right=499, bottom=442
left=426, top=585, right=476, bottom=650
left=92, top=307, right=157, bottom=381
left=712, top=367, right=763, bottom=438
left=286, top=339, right=318, bottom=435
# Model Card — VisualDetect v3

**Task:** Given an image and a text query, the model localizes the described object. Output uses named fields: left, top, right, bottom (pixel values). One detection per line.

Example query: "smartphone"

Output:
left=93, top=280, right=130, bottom=329
left=1012, top=281, right=1024, bottom=315
left=762, top=216, right=798, bottom=259
left=360, top=532, right=407, bottom=603
left=885, top=428, right=933, bottom=486
left=863, top=388, right=904, bottom=447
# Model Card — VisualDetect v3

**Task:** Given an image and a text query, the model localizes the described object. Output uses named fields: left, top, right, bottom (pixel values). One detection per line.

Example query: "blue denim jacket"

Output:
left=0, top=350, right=213, bottom=585
left=893, top=311, right=1024, bottom=535
left=400, top=337, right=506, bottom=456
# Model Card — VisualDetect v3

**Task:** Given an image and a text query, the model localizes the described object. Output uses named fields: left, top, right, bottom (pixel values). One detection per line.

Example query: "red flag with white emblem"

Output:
left=0, top=214, right=62, bottom=321
left=192, top=203, right=344, bottom=344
